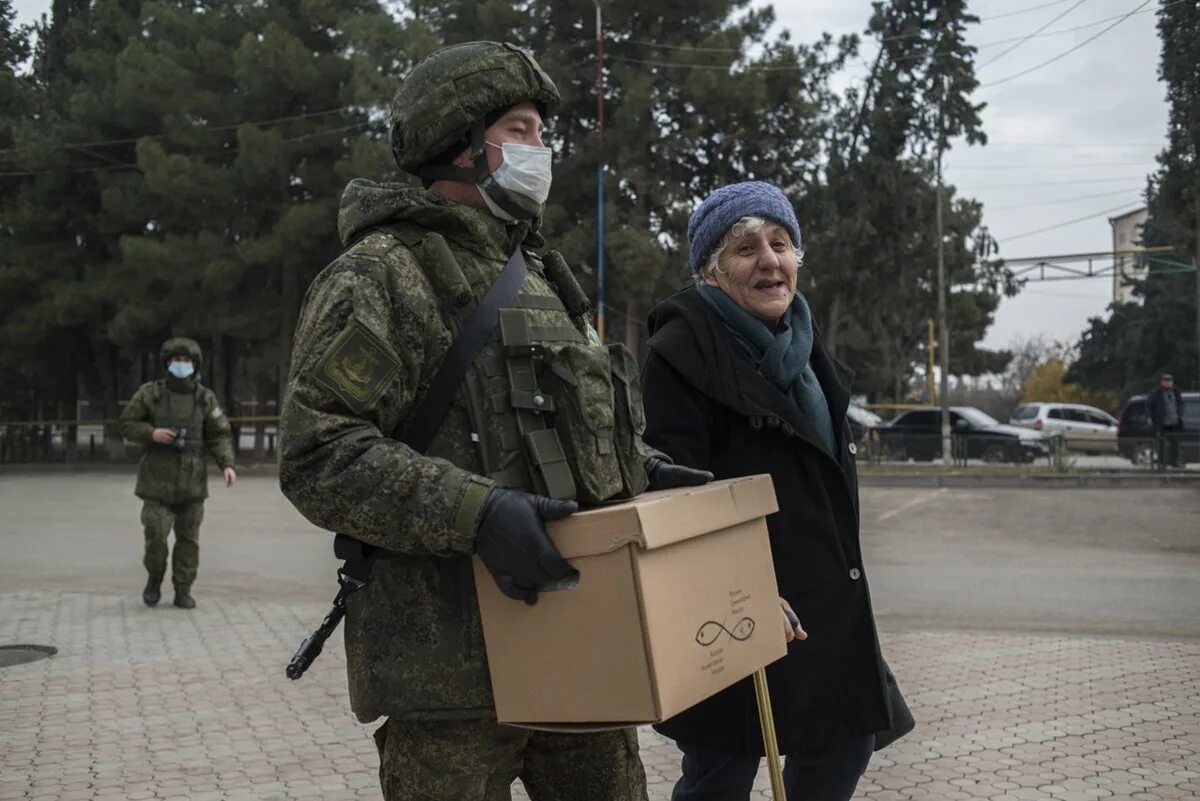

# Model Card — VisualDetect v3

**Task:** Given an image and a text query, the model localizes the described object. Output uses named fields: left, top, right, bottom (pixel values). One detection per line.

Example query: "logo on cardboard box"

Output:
left=694, top=617, right=756, bottom=646
left=695, top=588, right=760, bottom=678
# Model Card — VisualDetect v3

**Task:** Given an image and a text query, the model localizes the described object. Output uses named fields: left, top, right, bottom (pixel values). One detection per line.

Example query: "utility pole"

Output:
left=936, top=82, right=951, bottom=466
left=927, top=318, right=937, bottom=403
left=594, top=0, right=606, bottom=342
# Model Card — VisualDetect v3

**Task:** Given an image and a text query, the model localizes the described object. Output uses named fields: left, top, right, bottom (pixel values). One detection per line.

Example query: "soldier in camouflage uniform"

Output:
left=120, top=337, right=236, bottom=609
left=279, top=42, right=710, bottom=801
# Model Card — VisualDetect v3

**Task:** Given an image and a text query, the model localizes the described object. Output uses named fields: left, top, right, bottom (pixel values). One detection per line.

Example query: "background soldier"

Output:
left=279, top=41, right=707, bottom=801
left=119, top=337, right=236, bottom=609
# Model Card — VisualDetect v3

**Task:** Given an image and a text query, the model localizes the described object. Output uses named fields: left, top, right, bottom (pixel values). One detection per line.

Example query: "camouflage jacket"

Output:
left=120, top=378, right=234, bottom=505
left=280, top=180, right=654, bottom=723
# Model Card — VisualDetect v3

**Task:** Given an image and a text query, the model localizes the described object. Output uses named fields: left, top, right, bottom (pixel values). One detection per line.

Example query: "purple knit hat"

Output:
left=687, top=181, right=802, bottom=274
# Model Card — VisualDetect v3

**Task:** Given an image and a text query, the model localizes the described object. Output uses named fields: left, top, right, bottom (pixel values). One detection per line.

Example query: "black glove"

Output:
left=644, top=456, right=713, bottom=490
left=474, top=487, right=580, bottom=605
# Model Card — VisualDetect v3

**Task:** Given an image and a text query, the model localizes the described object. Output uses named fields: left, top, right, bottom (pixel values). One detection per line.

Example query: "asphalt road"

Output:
left=1, top=470, right=1197, bottom=638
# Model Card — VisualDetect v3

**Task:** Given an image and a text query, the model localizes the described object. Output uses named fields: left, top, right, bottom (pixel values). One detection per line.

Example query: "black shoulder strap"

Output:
left=335, top=247, right=529, bottom=576
left=400, top=247, right=529, bottom=453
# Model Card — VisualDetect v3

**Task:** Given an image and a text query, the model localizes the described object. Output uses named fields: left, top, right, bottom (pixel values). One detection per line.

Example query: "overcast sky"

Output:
left=773, top=0, right=1168, bottom=353
left=12, top=0, right=1169, bottom=353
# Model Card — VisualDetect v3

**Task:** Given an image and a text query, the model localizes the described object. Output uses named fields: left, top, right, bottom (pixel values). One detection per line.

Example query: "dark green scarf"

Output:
left=698, top=284, right=836, bottom=454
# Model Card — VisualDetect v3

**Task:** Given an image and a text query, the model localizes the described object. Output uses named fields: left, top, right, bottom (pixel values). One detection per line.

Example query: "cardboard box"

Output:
left=473, top=474, right=786, bottom=727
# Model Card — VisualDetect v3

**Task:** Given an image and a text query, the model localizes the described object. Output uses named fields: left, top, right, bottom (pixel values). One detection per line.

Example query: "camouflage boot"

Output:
left=142, top=575, right=162, bottom=607
left=173, top=587, right=196, bottom=609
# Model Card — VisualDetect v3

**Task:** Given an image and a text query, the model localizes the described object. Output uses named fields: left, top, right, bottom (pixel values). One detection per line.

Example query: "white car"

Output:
left=1010, top=402, right=1118, bottom=454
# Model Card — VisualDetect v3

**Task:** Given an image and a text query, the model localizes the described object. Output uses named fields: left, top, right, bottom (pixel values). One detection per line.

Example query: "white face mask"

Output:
left=168, top=362, right=195, bottom=379
left=477, top=141, right=553, bottom=221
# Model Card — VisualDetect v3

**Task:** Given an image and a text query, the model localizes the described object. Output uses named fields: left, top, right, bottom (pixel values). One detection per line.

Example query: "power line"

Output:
left=852, top=0, right=1173, bottom=71
left=1021, top=287, right=1112, bottom=299
left=976, top=1, right=1184, bottom=48
left=978, top=0, right=1088, bottom=69
left=989, top=186, right=1144, bottom=209
left=619, top=40, right=760, bottom=54
left=998, top=203, right=1143, bottom=243
left=978, top=0, right=1082, bottom=21
left=0, top=105, right=367, bottom=158
left=965, top=175, right=1148, bottom=189
left=950, top=161, right=1153, bottom=170
left=981, top=0, right=1154, bottom=88
left=601, top=302, right=649, bottom=329
left=980, top=141, right=1160, bottom=148
left=606, top=54, right=807, bottom=72
left=617, top=0, right=1178, bottom=65
left=0, top=121, right=370, bottom=178
left=619, top=1, right=1172, bottom=55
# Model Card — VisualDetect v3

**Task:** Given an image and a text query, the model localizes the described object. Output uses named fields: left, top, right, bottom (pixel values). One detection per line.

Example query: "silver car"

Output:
left=1010, top=402, right=1118, bottom=454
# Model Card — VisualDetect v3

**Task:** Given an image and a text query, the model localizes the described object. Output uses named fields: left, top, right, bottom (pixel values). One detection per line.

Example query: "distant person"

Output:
left=641, top=181, right=913, bottom=801
left=119, top=337, right=236, bottom=609
left=1147, top=372, right=1185, bottom=468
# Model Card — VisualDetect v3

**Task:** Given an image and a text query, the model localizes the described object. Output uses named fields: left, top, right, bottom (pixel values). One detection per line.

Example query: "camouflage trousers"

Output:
left=140, top=499, right=204, bottom=590
left=374, top=717, right=648, bottom=801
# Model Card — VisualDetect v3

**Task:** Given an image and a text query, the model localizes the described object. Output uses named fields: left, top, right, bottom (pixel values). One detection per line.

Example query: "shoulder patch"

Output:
left=315, top=318, right=402, bottom=414
left=585, top=323, right=604, bottom=348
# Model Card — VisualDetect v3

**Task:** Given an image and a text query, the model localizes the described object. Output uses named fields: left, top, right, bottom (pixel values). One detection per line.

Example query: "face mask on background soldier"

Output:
left=168, top=362, right=195, bottom=379
left=477, top=140, right=553, bottom=222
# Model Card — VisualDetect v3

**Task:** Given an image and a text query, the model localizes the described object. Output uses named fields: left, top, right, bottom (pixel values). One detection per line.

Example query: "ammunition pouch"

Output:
left=607, top=343, right=651, bottom=497
left=353, top=227, right=648, bottom=506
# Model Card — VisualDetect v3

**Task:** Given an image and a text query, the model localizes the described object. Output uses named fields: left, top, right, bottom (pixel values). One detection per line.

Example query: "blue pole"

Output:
left=597, top=163, right=605, bottom=342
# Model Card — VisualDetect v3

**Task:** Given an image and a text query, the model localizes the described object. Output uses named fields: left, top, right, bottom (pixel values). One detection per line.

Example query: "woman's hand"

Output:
left=780, top=597, right=807, bottom=643
left=223, top=467, right=237, bottom=488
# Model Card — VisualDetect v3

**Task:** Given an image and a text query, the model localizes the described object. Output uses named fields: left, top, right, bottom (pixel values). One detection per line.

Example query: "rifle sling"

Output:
left=335, top=247, right=530, bottom=583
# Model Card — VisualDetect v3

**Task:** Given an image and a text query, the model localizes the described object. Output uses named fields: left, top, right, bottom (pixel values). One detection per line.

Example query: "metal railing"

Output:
left=856, top=428, right=1199, bottom=472
left=5, top=416, right=1196, bottom=473
left=0, top=417, right=281, bottom=465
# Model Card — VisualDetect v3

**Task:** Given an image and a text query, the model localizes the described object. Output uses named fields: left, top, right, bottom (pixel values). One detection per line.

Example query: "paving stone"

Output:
left=2, top=591, right=1197, bottom=801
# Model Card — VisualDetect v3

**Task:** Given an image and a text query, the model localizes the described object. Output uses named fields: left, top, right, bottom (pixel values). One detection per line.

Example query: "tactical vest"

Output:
left=152, top=381, right=206, bottom=451
left=383, top=224, right=649, bottom=504
left=132, top=380, right=211, bottom=505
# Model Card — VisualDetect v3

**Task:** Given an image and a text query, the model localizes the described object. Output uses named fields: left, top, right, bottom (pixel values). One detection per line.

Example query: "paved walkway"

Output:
left=2, top=591, right=1197, bottom=801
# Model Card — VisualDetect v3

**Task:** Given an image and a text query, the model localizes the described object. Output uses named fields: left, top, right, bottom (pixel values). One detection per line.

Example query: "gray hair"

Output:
left=694, top=216, right=804, bottom=287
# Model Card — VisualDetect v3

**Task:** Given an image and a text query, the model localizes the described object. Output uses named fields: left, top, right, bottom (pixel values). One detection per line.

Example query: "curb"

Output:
left=857, top=471, right=1200, bottom=488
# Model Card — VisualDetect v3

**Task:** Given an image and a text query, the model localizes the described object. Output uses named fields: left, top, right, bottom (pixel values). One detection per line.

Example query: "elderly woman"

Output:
left=641, top=182, right=912, bottom=801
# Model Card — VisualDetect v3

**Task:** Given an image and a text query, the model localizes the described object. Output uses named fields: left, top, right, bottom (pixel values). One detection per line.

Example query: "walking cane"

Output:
left=753, top=668, right=787, bottom=801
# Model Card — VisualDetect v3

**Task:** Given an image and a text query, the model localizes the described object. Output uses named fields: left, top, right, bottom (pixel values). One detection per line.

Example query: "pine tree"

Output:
left=1068, top=2, right=1198, bottom=394
left=798, top=0, right=1010, bottom=400
left=1, top=0, right=405, bottom=433
left=0, top=0, right=144, bottom=434
left=100, top=0, right=404, bottom=408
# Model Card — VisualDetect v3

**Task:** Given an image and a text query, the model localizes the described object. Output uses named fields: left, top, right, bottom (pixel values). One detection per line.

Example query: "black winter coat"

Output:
left=1147, top=386, right=1185, bottom=431
left=641, top=286, right=912, bottom=756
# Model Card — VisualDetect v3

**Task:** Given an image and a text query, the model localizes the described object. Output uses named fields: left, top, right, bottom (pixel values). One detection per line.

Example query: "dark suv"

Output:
left=1117, top=392, right=1200, bottom=466
left=877, top=406, right=1049, bottom=463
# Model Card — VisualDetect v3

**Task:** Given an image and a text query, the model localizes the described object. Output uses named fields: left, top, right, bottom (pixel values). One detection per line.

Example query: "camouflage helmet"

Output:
left=160, top=337, right=203, bottom=370
left=390, top=41, right=559, bottom=184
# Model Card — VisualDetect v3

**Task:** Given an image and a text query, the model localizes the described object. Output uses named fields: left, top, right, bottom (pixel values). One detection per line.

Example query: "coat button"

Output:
left=849, top=568, right=861, bottom=580
left=848, top=442, right=858, bottom=455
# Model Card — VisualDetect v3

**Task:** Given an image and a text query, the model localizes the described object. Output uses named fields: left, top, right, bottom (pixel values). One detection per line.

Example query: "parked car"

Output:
left=847, top=403, right=884, bottom=446
left=1116, top=392, right=1200, bottom=466
left=1009, top=402, right=1118, bottom=454
left=877, top=406, right=1049, bottom=464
